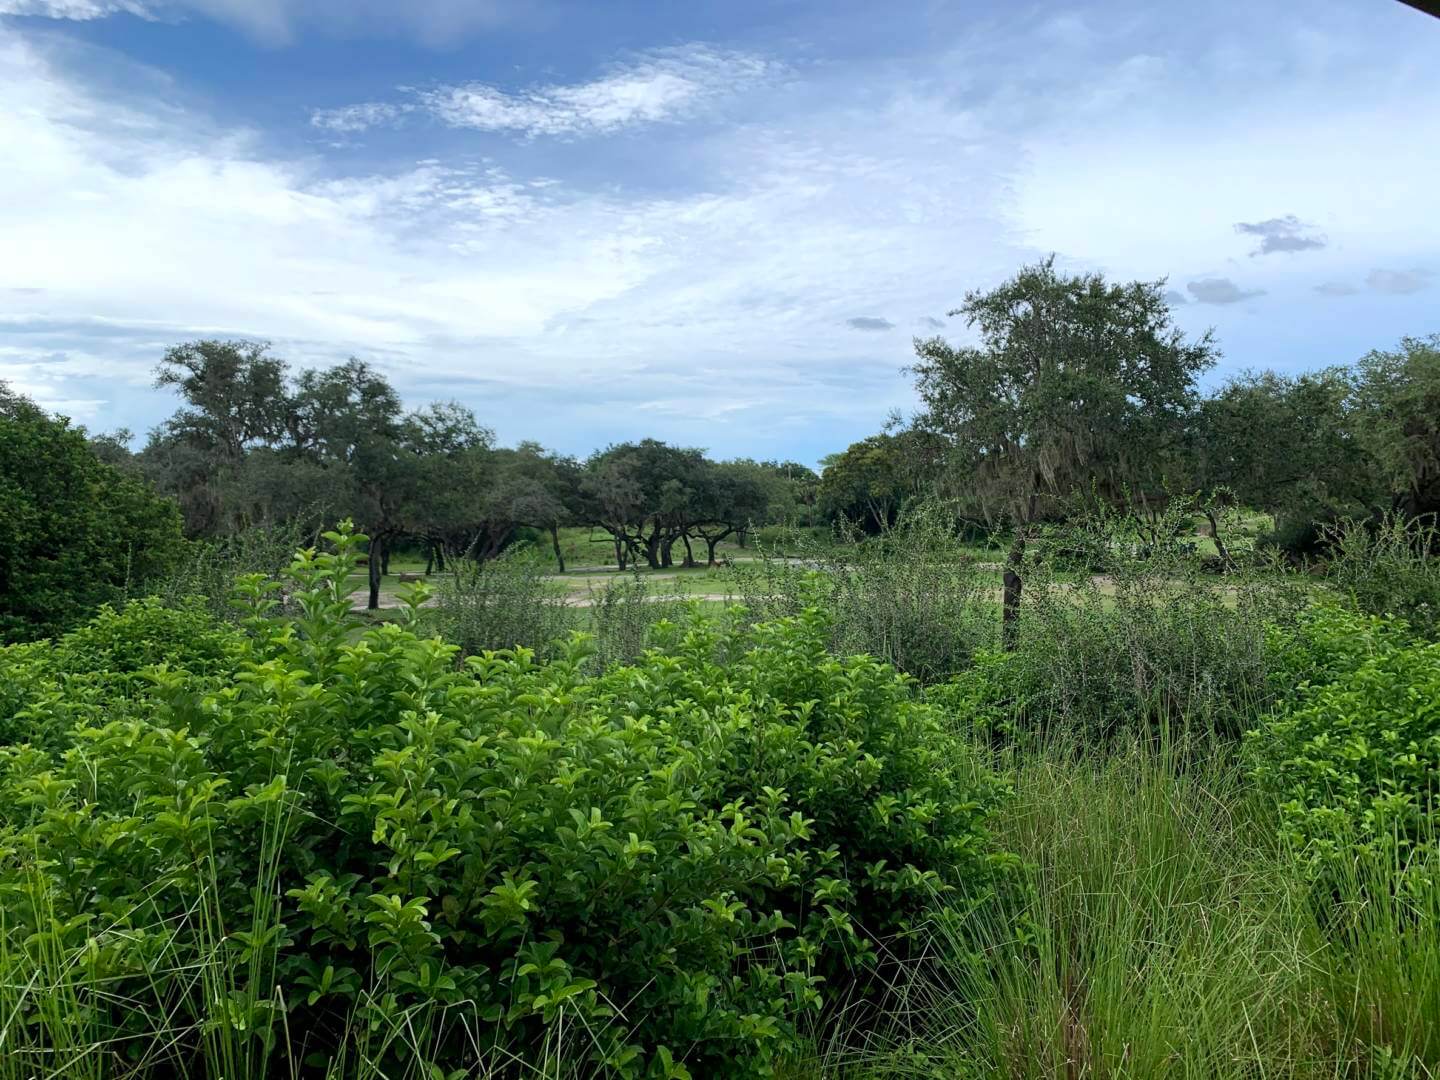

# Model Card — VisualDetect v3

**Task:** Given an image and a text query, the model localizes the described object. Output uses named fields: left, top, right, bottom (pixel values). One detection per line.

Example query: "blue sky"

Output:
left=1, top=0, right=1437, bottom=466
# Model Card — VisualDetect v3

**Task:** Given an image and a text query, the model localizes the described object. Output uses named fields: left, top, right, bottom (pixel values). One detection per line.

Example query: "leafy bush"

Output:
left=426, top=544, right=573, bottom=658
left=728, top=502, right=996, bottom=682
left=0, top=597, right=245, bottom=750
left=1246, top=605, right=1440, bottom=866
left=0, top=388, right=184, bottom=642
left=0, top=523, right=1008, bottom=1077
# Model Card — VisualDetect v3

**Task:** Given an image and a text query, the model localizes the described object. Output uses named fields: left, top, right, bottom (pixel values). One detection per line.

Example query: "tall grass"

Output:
left=728, top=502, right=996, bottom=682
left=844, top=738, right=1440, bottom=1080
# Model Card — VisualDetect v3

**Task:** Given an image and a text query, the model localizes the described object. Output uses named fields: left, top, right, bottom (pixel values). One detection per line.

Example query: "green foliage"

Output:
left=728, top=502, right=996, bottom=682
left=816, top=432, right=940, bottom=532
left=1247, top=605, right=1440, bottom=866
left=582, top=572, right=692, bottom=669
left=0, top=522, right=1007, bottom=1077
left=0, top=387, right=184, bottom=642
left=426, top=544, right=574, bottom=658
left=910, top=257, right=1216, bottom=530
left=1321, top=514, right=1440, bottom=640
left=0, top=597, right=246, bottom=751
left=154, top=518, right=315, bottom=620
left=932, top=501, right=1302, bottom=739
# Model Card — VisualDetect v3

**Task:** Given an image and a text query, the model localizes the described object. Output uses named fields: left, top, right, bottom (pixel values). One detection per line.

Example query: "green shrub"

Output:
left=931, top=505, right=1302, bottom=741
left=426, top=545, right=573, bottom=658
left=0, top=597, right=245, bottom=751
left=0, top=389, right=184, bottom=642
left=1246, top=606, right=1440, bottom=866
left=1321, top=514, right=1440, bottom=641
left=583, top=572, right=692, bottom=669
left=728, top=503, right=996, bottom=683
left=0, top=523, right=1008, bottom=1077
left=154, top=519, right=315, bottom=621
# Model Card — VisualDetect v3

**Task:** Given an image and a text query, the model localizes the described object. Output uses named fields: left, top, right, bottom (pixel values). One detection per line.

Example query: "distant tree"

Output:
left=1194, top=368, right=1373, bottom=551
left=153, top=340, right=292, bottom=462
left=584, top=440, right=708, bottom=570
left=910, top=258, right=1215, bottom=644
left=690, top=460, right=773, bottom=564
left=0, top=384, right=183, bottom=642
left=1352, top=334, right=1440, bottom=520
left=818, top=431, right=940, bottom=533
left=493, top=443, right=582, bottom=572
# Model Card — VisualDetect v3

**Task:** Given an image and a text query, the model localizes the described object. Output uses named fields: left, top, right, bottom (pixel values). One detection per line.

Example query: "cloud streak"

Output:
left=313, top=46, right=773, bottom=138
left=1187, top=278, right=1265, bottom=305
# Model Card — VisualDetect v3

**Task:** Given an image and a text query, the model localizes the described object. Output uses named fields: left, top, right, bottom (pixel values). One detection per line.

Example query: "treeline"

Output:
left=99, top=341, right=819, bottom=606
left=824, top=258, right=1438, bottom=555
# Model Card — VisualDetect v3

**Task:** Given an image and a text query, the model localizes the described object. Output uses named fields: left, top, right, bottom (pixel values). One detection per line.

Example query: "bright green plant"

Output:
left=1246, top=605, right=1440, bottom=867
left=0, top=522, right=1009, bottom=1077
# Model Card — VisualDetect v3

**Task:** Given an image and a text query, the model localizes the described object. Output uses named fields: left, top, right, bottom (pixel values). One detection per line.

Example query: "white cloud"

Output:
left=316, top=46, right=774, bottom=138
left=1, top=0, right=513, bottom=45
left=0, top=0, right=147, bottom=16
left=310, top=101, right=412, bottom=133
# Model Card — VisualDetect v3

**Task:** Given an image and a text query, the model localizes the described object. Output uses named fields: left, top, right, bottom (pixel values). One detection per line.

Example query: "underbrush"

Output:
left=0, top=524, right=1008, bottom=1078
left=728, top=504, right=996, bottom=683
left=5, top=509, right=1439, bottom=1078
left=852, top=739, right=1440, bottom=1079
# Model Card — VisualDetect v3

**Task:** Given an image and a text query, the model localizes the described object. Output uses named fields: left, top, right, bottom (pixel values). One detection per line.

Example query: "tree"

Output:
left=1193, top=368, right=1373, bottom=552
left=690, top=460, right=773, bottom=565
left=0, top=384, right=183, bottom=642
left=583, top=440, right=708, bottom=570
left=1352, top=334, right=1440, bottom=520
left=910, top=258, right=1215, bottom=644
left=818, top=431, right=941, bottom=533
left=492, top=443, right=582, bottom=572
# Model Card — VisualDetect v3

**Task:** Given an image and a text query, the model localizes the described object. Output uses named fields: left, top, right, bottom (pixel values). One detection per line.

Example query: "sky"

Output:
left=1, top=0, right=1437, bottom=466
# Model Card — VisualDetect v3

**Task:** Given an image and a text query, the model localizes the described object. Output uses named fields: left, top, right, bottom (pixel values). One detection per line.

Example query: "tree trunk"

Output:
left=380, top=545, right=391, bottom=576
left=368, top=535, right=383, bottom=610
left=737, top=528, right=748, bottom=549
left=680, top=532, right=696, bottom=568
left=1204, top=509, right=1230, bottom=566
left=706, top=536, right=720, bottom=566
left=614, top=536, right=627, bottom=570
left=550, top=524, right=566, bottom=573
left=644, top=531, right=662, bottom=570
left=435, top=545, right=445, bottom=572
left=660, top=535, right=674, bottom=568
left=1001, top=528, right=1025, bottom=650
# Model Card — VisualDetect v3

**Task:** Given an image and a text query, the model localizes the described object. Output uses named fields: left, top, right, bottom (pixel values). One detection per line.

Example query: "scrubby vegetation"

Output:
left=3, top=266, right=1439, bottom=1077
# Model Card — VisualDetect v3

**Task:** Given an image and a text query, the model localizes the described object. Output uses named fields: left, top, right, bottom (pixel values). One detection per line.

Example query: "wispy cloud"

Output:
left=310, top=101, right=411, bottom=133
left=0, top=0, right=147, bottom=16
left=1187, top=278, right=1265, bottom=305
left=1314, top=281, right=1359, bottom=297
left=846, top=316, right=893, bottom=331
left=314, top=46, right=773, bottom=138
left=1366, top=268, right=1433, bottom=295
left=1234, top=214, right=1326, bottom=255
